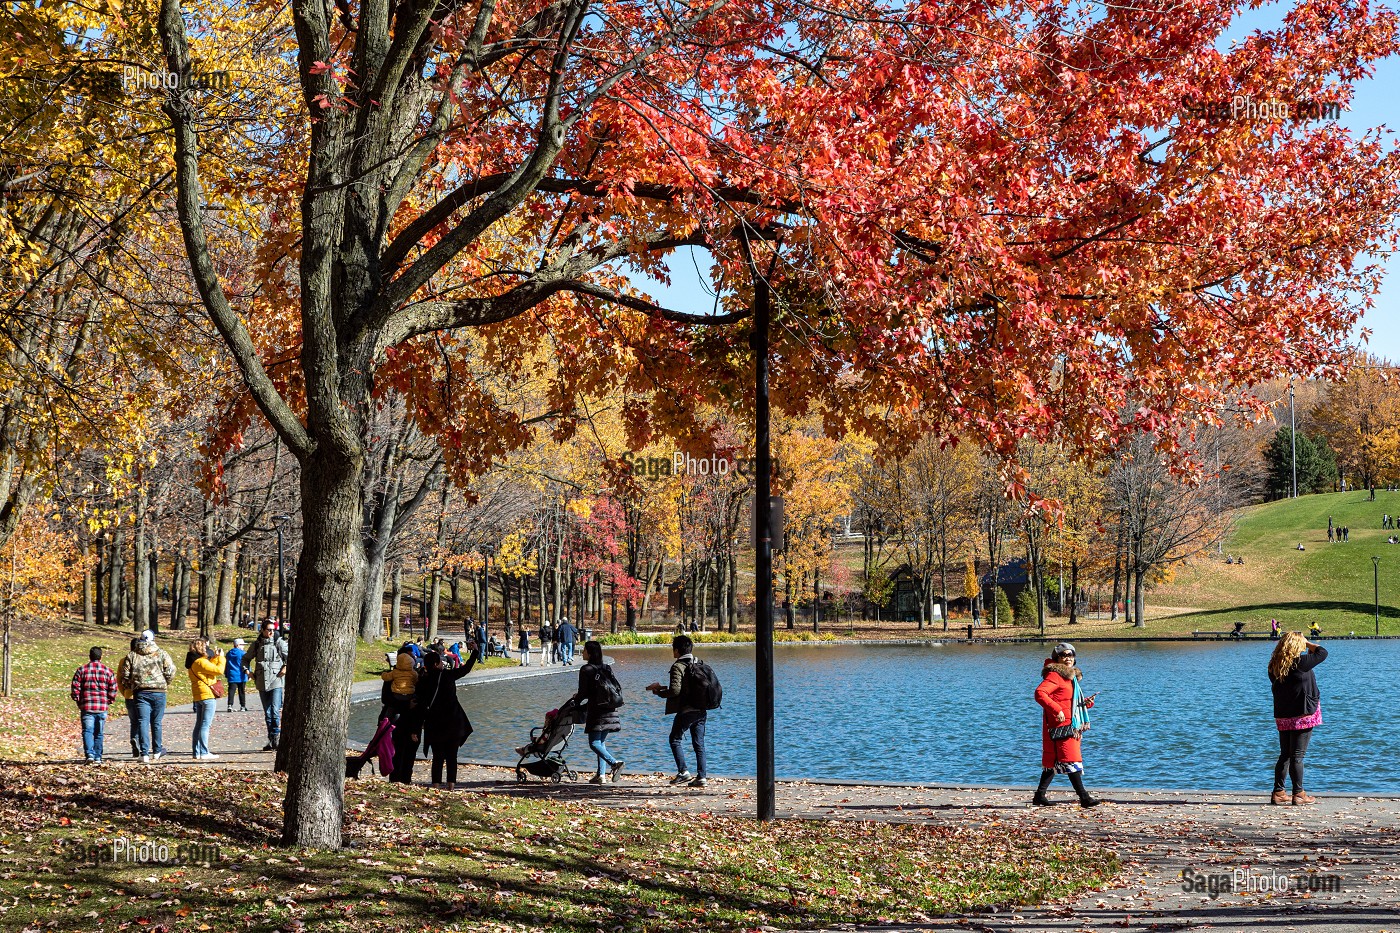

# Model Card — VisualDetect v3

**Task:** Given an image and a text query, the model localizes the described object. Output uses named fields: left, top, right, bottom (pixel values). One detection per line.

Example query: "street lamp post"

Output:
left=1373, top=556, right=1381, bottom=636
left=1289, top=383, right=1297, bottom=499
left=750, top=247, right=776, bottom=823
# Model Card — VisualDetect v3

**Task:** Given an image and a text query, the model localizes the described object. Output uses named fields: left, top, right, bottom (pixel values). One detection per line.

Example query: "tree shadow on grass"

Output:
left=1171, top=601, right=1400, bottom=621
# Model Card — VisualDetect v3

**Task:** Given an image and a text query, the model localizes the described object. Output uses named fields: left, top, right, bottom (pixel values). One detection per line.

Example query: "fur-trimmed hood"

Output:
left=1042, top=660, right=1082, bottom=680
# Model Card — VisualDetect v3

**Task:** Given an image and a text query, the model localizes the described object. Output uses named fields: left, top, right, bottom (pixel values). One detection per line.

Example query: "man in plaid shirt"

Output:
left=71, top=647, right=118, bottom=764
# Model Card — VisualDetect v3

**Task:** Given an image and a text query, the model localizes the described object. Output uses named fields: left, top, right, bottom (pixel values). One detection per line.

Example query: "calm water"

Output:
left=348, top=642, right=1400, bottom=791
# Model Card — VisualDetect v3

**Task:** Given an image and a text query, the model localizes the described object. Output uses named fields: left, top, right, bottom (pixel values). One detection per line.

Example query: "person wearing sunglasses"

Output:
left=1033, top=642, right=1102, bottom=808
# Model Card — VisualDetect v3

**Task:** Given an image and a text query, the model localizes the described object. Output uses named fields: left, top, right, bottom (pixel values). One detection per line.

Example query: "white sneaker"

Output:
left=150, top=751, right=165, bottom=762
left=202, top=753, right=220, bottom=760
left=670, top=771, right=695, bottom=785
left=140, top=755, right=151, bottom=763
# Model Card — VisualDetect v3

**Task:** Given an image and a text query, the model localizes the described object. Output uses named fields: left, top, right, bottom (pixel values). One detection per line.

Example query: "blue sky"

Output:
left=629, top=2, right=1400, bottom=364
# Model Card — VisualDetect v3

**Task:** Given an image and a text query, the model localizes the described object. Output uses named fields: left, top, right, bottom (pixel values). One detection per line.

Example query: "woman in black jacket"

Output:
left=1268, top=631, right=1327, bottom=805
left=575, top=641, right=624, bottom=784
left=415, top=646, right=477, bottom=790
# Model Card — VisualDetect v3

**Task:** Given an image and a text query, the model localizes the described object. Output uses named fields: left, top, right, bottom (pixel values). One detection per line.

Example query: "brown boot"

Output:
left=1270, top=790, right=1290, bottom=805
left=1292, top=791, right=1316, bottom=805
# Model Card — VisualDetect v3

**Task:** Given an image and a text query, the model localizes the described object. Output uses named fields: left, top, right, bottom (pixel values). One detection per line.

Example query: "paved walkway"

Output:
left=96, top=670, right=1400, bottom=933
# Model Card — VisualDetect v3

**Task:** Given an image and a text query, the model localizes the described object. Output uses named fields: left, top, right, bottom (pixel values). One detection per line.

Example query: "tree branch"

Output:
left=156, top=0, right=313, bottom=459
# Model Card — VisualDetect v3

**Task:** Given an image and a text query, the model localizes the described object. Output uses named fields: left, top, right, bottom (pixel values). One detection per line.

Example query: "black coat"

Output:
left=415, top=655, right=477, bottom=749
left=1271, top=645, right=1327, bottom=718
left=577, top=663, right=622, bottom=734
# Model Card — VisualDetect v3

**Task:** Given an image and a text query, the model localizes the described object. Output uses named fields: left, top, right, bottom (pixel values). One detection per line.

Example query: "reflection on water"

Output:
left=348, top=641, right=1400, bottom=791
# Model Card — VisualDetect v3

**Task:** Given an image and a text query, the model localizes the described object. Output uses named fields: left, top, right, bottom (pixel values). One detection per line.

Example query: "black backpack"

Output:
left=680, top=658, right=723, bottom=710
left=591, top=665, right=624, bottom=710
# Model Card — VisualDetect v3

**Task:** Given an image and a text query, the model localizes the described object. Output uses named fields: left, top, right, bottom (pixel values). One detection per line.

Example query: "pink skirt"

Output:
left=1275, top=703, right=1322, bottom=732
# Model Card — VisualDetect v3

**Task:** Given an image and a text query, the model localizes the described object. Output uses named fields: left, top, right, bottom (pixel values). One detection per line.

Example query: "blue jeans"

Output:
left=562, top=642, right=574, bottom=664
left=669, top=710, right=707, bottom=778
left=80, top=711, right=106, bottom=761
left=588, top=730, right=619, bottom=775
left=132, top=691, right=167, bottom=757
left=258, top=687, right=282, bottom=744
left=124, top=699, right=139, bottom=755
left=193, top=699, right=216, bottom=757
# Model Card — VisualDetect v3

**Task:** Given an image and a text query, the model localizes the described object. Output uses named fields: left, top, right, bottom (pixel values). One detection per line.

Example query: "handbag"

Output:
left=211, top=678, right=226, bottom=700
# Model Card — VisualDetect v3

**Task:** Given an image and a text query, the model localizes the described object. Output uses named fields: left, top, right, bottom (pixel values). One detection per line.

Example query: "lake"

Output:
left=348, top=641, right=1400, bottom=792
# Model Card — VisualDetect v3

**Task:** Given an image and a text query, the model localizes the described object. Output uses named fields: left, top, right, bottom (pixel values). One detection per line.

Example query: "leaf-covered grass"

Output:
left=0, top=764, right=1117, bottom=932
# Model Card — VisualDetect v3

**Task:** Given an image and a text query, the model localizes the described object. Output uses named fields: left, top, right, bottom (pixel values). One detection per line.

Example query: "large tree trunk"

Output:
left=171, top=554, right=187, bottom=630
left=82, top=541, right=95, bottom=627
left=94, top=532, right=106, bottom=627
left=276, top=450, right=365, bottom=847
left=148, top=552, right=160, bottom=632
left=1133, top=562, right=1146, bottom=628
left=428, top=569, right=442, bottom=642
left=214, top=542, right=236, bottom=629
left=133, top=491, right=149, bottom=633
left=107, top=526, right=123, bottom=629
left=389, top=562, right=403, bottom=641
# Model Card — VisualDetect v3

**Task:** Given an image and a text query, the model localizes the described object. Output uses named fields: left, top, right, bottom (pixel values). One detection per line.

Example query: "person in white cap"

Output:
left=120, top=630, right=176, bottom=762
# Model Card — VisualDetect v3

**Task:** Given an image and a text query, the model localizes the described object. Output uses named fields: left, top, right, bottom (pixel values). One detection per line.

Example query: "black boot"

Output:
left=1032, top=769, right=1054, bottom=806
left=1068, top=772, right=1101, bottom=808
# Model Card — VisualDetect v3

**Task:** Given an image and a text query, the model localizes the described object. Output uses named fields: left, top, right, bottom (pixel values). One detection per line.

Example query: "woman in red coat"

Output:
left=1033, top=643, right=1101, bottom=808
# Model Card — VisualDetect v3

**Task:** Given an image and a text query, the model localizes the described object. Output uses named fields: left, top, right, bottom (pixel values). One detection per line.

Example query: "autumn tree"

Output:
left=151, top=0, right=1400, bottom=845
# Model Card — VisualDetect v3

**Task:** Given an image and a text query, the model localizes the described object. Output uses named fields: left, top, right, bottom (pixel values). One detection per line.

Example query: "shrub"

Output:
left=993, top=587, right=1013, bottom=625
left=1014, top=588, right=1040, bottom=626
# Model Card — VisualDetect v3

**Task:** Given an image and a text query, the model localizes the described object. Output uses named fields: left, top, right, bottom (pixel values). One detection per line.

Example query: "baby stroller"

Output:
left=515, top=696, right=585, bottom=783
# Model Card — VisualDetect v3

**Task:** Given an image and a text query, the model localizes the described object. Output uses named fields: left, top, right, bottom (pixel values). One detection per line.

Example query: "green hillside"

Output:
left=1152, top=489, right=1400, bottom=636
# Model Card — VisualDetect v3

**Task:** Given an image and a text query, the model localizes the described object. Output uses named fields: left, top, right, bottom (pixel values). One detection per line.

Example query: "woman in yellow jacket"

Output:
left=189, top=644, right=227, bottom=760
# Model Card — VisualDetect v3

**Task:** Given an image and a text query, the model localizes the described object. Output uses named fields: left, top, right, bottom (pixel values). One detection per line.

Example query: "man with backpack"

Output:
left=646, top=634, right=720, bottom=788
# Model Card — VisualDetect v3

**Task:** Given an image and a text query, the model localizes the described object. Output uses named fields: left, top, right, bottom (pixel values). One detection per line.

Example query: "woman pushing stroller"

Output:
left=574, top=641, right=625, bottom=784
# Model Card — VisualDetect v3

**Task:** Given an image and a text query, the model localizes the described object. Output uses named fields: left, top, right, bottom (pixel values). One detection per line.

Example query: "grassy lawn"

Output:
left=1146, top=490, right=1400, bottom=636
left=0, top=618, right=511, bottom=759
left=0, top=764, right=1118, bottom=933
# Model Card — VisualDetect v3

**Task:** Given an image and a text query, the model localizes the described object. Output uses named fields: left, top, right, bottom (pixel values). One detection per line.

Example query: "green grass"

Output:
left=1144, top=489, right=1400, bottom=636
left=0, top=764, right=1118, bottom=932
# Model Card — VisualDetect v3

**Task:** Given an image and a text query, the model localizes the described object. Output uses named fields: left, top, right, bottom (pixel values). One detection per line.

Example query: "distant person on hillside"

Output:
left=1327, top=527, right=1334, bottom=542
left=71, top=647, right=118, bottom=764
left=1344, top=526, right=1350, bottom=541
left=1271, top=619, right=1280, bottom=640
left=122, top=630, right=176, bottom=763
left=1297, top=543, right=1306, bottom=551
left=1309, top=621, right=1322, bottom=639
left=225, top=638, right=249, bottom=712
left=1268, top=633, right=1327, bottom=805
left=1032, top=642, right=1101, bottom=809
